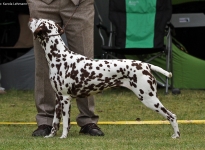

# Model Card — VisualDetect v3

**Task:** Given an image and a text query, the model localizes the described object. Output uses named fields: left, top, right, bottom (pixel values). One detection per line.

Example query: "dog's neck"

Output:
left=37, top=35, right=76, bottom=64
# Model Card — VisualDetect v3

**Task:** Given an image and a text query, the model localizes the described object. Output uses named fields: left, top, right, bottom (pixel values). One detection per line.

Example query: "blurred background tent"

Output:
left=169, top=0, right=205, bottom=89
left=0, top=0, right=205, bottom=90
left=164, top=0, right=205, bottom=89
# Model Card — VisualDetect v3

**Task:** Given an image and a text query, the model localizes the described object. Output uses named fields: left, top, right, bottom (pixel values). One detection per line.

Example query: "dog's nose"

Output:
left=29, top=17, right=36, bottom=22
left=29, top=17, right=33, bottom=22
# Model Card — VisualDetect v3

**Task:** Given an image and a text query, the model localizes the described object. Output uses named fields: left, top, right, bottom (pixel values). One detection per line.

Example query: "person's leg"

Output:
left=26, top=0, right=63, bottom=136
left=60, top=0, right=104, bottom=135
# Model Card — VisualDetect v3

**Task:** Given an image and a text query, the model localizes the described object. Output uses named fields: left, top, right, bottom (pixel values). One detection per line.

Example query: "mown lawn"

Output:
left=0, top=88, right=205, bottom=150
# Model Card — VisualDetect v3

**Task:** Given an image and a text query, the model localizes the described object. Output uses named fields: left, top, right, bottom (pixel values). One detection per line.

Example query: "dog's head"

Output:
left=28, top=18, right=64, bottom=39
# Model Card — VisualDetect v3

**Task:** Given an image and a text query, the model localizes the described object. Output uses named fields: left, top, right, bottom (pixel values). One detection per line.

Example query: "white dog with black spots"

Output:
left=28, top=18, right=180, bottom=139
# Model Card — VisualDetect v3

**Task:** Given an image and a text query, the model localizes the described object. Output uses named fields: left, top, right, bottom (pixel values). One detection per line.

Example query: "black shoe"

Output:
left=79, top=123, right=104, bottom=136
left=32, top=125, right=52, bottom=137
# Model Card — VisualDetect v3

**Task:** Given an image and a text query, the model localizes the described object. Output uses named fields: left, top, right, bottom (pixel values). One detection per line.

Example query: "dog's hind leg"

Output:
left=152, top=100, right=180, bottom=139
left=135, top=93, right=180, bottom=138
left=60, top=95, right=72, bottom=139
left=45, top=93, right=62, bottom=138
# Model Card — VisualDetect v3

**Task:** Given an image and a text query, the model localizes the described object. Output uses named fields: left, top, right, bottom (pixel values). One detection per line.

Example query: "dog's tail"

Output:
left=149, top=64, right=172, bottom=78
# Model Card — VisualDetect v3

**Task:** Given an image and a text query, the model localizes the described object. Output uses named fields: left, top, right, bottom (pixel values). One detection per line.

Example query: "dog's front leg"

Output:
left=45, top=94, right=62, bottom=138
left=60, top=95, right=72, bottom=139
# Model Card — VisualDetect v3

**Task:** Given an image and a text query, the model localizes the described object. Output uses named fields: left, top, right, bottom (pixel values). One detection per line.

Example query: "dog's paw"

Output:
left=44, top=133, right=55, bottom=138
left=171, top=133, right=180, bottom=139
left=60, top=134, right=67, bottom=139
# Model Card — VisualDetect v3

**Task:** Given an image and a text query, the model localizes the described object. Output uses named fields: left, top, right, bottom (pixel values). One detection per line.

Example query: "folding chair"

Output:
left=95, top=0, right=173, bottom=94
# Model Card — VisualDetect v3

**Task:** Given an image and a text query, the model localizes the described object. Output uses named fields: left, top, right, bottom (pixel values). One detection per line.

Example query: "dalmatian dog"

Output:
left=28, top=18, right=180, bottom=139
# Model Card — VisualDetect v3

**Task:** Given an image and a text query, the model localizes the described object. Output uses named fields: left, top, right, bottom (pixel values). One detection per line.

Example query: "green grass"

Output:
left=0, top=88, right=205, bottom=150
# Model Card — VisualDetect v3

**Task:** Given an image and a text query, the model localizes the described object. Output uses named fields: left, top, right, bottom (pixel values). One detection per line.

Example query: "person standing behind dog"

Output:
left=26, top=0, right=104, bottom=137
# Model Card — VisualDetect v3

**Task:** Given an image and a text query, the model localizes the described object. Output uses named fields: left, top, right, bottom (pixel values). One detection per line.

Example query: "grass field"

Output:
left=0, top=88, right=205, bottom=150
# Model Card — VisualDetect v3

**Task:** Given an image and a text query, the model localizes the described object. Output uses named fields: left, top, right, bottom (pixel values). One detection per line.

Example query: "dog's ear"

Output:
left=56, top=23, right=64, bottom=35
left=34, top=27, right=43, bottom=39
